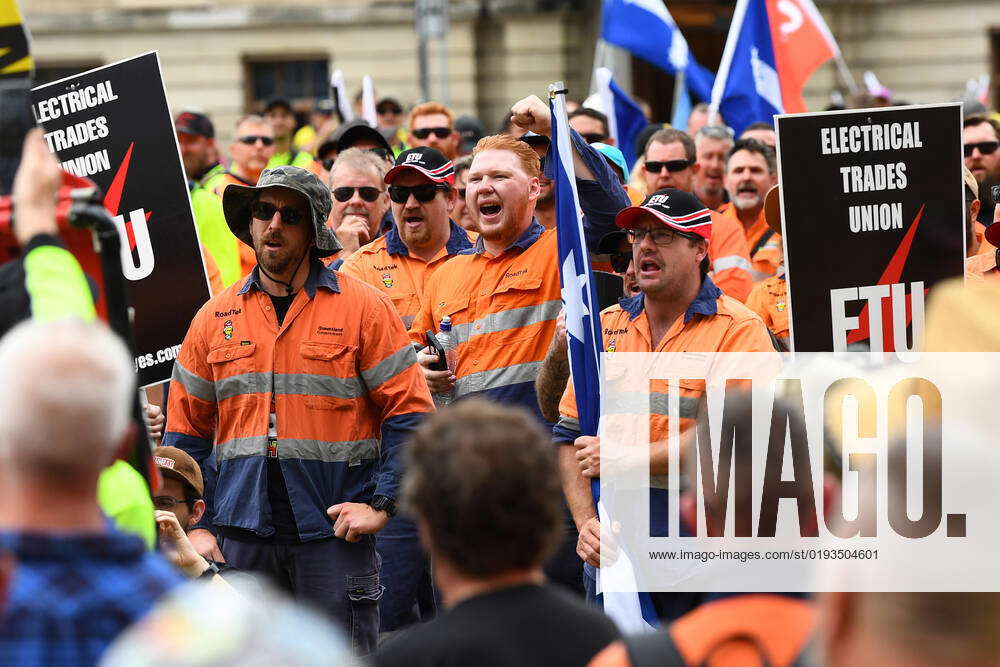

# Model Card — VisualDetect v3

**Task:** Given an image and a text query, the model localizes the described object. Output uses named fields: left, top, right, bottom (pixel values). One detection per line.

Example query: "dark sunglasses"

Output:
left=251, top=201, right=307, bottom=225
left=644, top=159, right=692, bottom=174
left=412, top=127, right=452, bottom=140
left=609, top=251, right=632, bottom=274
left=582, top=133, right=607, bottom=144
left=388, top=183, right=449, bottom=204
left=332, top=186, right=381, bottom=203
left=964, top=141, right=999, bottom=158
left=237, top=135, right=275, bottom=146
left=458, top=187, right=467, bottom=199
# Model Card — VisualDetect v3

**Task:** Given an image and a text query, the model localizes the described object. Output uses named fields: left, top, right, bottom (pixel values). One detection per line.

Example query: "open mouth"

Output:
left=479, top=203, right=502, bottom=220
left=404, top=215, right=424, bottom=227
left=264, top=238, right=284, bottom=251
left=638, top=258, right=660, bottom=274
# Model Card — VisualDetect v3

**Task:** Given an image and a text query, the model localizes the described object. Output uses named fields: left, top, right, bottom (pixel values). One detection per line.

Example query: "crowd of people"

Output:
left=1, top=72, right=999, bottom=667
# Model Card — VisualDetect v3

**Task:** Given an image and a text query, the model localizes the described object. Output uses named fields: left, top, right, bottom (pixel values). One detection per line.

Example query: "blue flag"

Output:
left=710, top=0, right=783, bottom=136
left=601, top=0, right=716, bottom=102
left=595, top=67, right=647, bottom=171
left=551, top=85, right=659, bottom=635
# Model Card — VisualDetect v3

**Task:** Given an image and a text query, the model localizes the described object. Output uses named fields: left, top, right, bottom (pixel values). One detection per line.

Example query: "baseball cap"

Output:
left=385, top=146, right=455, bottom=185
left=222, top=165, right=341, bottom=256
left=591, top=142, right=628, bottom=182
left=153, top=446, right=204, bottom=496
left=333, top=119, right=392, bottom=155
left=763, top=184, right=782, bottom=234
left=264, top=97, right=293, bottom=114
left=454, top=115, right=486, bottom=154
left=314, top=99, right=336, bottom=115
left=175, top=111, right=214, bottom=139
left=615, top=188, right=713, bottom=241
left=376, top=97, right=403, bottom=115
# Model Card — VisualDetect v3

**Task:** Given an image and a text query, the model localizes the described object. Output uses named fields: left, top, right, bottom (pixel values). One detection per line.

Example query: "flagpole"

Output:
left=833, top=53, right=858, bottom=94
left=672, top=68, right=686, bottom=125
left=709, top=0, right=750, bottom=125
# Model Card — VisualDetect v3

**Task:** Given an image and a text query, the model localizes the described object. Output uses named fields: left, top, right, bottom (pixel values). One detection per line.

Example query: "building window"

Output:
left=244, top=57, right=329, bottom=113
left=34, top=61, right=104, bottom=87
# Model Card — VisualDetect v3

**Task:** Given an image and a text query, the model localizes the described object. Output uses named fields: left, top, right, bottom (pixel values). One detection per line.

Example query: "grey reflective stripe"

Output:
left=555, top=415, right=580, bottom=440
left=751, top=269, right=775, bottom=282
left=361, top=345, right=417, bottom=390
left=217, top=436, right=268, bottom=461
left=454, top=360, right=542, bottom=398
left=712, top=255, right=753, bottom=273
left=274, top=372, right=365, bottom=399
left=401, top=315, right=415, bottom=329
left=172, top=360, right=216, bottom=402
left=452, top=299, right=562, bottom=343
left=216, top=435, right=380, bottom=463
left=216, top=372, right=267, bottom=401
left=649, top=392, right=701, bottom=420
left=281, top=438, right=380, bottom=463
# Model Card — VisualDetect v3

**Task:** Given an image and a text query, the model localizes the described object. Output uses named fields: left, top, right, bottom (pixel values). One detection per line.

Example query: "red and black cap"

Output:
left=615, top=188, right=713, bottom=241
left=175, top=111, right=214, bottom=139
left=385, top=146, right=455, bottom=185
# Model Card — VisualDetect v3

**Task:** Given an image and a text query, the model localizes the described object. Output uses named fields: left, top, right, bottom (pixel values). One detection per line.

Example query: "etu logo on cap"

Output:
left=404, top=153, right=422, bottom=164
left=647, top=194, right=670, bottom=207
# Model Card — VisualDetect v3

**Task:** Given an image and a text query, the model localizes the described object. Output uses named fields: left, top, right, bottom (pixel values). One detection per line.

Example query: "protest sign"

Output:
left=775, top=103, right=965, bottom=353
left=30, top=51, right=211, bottom=386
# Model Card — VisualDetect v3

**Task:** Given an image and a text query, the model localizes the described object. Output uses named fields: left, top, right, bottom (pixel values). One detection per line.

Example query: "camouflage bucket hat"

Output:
left=222, top=165, right=341, bottom=256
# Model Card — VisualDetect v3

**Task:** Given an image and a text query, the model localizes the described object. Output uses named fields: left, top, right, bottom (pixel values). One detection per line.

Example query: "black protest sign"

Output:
left=31, top=51, right=211, bottom=386
left=776, top=104, right=965, bottom=353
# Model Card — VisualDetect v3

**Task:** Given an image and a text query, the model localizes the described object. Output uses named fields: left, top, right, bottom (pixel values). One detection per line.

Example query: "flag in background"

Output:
left=594, top=67, right=647, bottom=170
left=601, top=0, right=716, bottom=103
left=361, top=75, right=377, bottom=126
left=712, top=0, right=842, bottom=134
left=330, top=70, right=354, bottom=123
left=765, top=0, right=840, bottom=113
left=550, top=81, right=659, bottom=635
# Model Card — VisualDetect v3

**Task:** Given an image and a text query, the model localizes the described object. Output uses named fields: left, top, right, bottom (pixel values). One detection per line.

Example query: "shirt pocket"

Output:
left=488, top=276, right=548, bottom=343
left=432, top=293, right=472, bottom=343
left=207, top=343, right=258, bottom=407
left=388, top=291, right=419, bottom=330
left=299, top=341, right=361, bottom=411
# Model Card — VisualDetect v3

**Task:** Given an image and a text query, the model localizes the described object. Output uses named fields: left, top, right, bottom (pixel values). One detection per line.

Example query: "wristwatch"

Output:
left=198, top=560, right=221, bottom=580
left=369, top=494, right=397, bottom=518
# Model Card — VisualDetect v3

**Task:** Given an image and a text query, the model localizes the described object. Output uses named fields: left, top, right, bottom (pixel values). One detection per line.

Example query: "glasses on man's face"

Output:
left=237, top=135, right=275, bottom=147
left=458, top=187, right=467, bottom=199
left=153, top=496, right=189, bottom=511
left=643, top=159, right=692, bottom=174
left=964, top=141, right=999, bottom=158
left=412, top=127, right=452, bottom=140
left=609, top=251, right=633, bottom=274
left=251, top=201, right=307, bottom=225
left=581, top=133, right=607, bottom=144
left=388, top=184, right=449, bottom=204
left=332, top=186, right=381, bottom=203
left=367, top=147, right=392, bottom=160
left=626, top=227, right=684, bottom=246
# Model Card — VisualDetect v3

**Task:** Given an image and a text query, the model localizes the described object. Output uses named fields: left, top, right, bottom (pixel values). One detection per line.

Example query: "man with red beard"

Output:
left=963, top=114, right=1000, bottom=228
left=718, top=139, right=780, bottom=282
left=163, top=166, right=433, bottom=655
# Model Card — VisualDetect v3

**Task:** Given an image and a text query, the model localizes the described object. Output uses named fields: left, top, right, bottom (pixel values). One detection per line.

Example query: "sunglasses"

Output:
left=626, top=227, right=688, bottom=246
left=237, top=135, right=275, bottom=146
left=582, top=133, right=607, bottom=144
left=644, top=159, right=692, bottom=174
left=609, top=251, right=632, bottom=274
left=964, top=141, right=999, bottom=158
left=332, top=186, right=381, bottom=203
left=388, top=183, right=449, bottom=204
left=412, top=127, right=452, bottom=140
left=251, top=201, right=307, bottom=225
left=458, top=187, right=467, bottom=199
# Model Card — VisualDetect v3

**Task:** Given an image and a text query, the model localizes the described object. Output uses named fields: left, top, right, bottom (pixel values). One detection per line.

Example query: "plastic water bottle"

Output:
left=434, top=316, right=458, bottom=406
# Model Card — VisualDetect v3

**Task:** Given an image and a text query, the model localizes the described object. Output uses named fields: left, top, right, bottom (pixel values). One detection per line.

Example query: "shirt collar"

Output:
left=237, top=256, right=340, bottom=298
left=617, top=274, right=722, bottom=324
left=473, top=219, right=545, bottom=255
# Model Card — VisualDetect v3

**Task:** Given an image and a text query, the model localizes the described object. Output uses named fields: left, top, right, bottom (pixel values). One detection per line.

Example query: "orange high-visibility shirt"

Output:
left=708, top=209, right=753, bottom=302
left=340, top=221, right=474, bottom=329
left=408, top=221, right=560, bottom=421
left=745, top=274, right=789, bottom=342
left=554, top=276, right=775, bottom=446
left=719, top=202, right=781, bottom=282
left=163, top=259, right=433, bottom=539
left=966, top=251, right=1000, bottom=283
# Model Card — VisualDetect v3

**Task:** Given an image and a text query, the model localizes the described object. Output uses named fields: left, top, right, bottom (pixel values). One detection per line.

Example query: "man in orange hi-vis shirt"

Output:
left=640, top=128, right=753, bottom=301
left=718, top=138, right=781, bottom=282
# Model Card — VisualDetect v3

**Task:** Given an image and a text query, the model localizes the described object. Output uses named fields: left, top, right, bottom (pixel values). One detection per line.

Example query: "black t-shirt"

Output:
left=375, top=584, right=621, bottom=667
